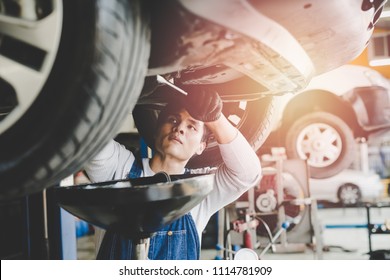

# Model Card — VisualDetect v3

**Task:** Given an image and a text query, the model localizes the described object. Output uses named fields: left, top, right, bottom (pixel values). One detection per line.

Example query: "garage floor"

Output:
left=76, top=201, right=390, bottom=260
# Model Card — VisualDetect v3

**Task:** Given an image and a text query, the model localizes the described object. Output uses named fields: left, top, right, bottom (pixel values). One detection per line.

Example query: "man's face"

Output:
left=154, top=108, right=206, bottom=162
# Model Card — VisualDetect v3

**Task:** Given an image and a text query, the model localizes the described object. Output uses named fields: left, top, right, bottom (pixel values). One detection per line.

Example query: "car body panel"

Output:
left=270, top=65, right=390, bottom=132
left=310, top=169, right=384, bottom=202
left=178, top=0, right=380, bottom=94
left=178, top=0, right=314, bottom=93
left=284, top=168, right=384, bottom=203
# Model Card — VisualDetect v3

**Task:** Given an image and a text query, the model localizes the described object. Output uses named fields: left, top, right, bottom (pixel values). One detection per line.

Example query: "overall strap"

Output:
left=97, top=155, right=144, bottom=260
left=97, top=155, right=201, bottom=260
left=127, top=154, right=144, bottom=179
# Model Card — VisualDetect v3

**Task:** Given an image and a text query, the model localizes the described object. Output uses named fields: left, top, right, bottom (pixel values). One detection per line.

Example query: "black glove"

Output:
left=181, top=85, right=223, bottom=122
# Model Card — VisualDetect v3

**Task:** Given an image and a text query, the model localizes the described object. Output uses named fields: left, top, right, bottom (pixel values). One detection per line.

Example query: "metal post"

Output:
left=247, top=186, right=257, bottom=248
left=217, top=209, right=225, bottom=259
left=275, top=158, right=287, bottom=245
left=310, top=199, right=323, bottom=259
left=366, top=205, right=372, bottom=253
left=359, top=138, right=369, bottom=173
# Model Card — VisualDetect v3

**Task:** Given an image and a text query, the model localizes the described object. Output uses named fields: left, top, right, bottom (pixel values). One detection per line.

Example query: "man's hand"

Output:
left=181, top=85, right=222, bottom=122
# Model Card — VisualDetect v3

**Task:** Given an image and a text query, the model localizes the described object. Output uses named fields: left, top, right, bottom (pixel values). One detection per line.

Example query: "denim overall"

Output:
left=96, top=158, right=200, bottom=260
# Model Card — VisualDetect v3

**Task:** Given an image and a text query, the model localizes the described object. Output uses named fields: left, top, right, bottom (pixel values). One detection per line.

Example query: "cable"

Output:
left=254, top=216, right=274, bottom=243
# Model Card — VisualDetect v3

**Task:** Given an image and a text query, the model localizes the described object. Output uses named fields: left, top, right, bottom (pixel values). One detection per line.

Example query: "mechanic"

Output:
left=84, top=86, right=262, bottom=260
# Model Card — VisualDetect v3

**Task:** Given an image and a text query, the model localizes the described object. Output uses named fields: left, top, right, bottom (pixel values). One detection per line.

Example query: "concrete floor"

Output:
left=76, top=203, right=390, bottom=260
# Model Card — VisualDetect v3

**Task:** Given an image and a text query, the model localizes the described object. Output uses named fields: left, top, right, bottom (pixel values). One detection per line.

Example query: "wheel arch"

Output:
left=281, top=90, right=364, bottom=137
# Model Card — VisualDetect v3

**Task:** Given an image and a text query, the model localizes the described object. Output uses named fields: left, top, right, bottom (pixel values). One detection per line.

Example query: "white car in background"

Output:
left=271, top=167, right=384, bottom=206
left=260, top=65, right=390, bottom=179
left=309, top=169, right=384, bottom=205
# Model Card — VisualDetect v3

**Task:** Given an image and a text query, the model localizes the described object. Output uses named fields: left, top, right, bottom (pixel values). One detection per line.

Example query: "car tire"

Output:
left=285, top=112, right=356, bottom=179
left=188, top=96, right=275, bottom=168
left=0, top=0, right=150, bottom=199
left=337, top=183, right=362, bottom=205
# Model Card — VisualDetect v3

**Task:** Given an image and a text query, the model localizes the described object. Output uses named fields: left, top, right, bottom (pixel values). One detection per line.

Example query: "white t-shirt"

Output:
left=84, top=131, right=261, bottom=251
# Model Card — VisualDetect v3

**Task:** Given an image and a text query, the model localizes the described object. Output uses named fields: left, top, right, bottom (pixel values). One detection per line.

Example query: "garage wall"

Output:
left=350, top=28, right=390, bottom=78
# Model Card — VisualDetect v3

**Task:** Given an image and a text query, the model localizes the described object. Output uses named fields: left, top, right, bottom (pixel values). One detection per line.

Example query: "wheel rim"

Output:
left=190, top=99, right=248, bottom=151
left=224, top=100, right=248, bottom=128
left=296, top=122, right=343, bottom=168
left=0, top=0, right=62, bottom=134
left=339, top=185, right=360, bottom=205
